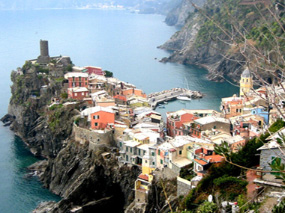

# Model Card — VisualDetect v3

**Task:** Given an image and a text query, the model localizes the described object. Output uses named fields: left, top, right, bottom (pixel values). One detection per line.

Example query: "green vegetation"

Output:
left=197, top=201, right=218, bottom=213
left=104, top=70, right=113, bottom=77
left=66, top=64, right=73, bottom=71
left=55, top=77, right=65, bottom=83
left=22, top=61, right=32, bottom=72
left=49, top=104, right=63, bottom=111
left=273, top=199, right=285, bottom=213
left=61, top=92, right=68, bottom=99
left=180, top=163, right=195, bottom=181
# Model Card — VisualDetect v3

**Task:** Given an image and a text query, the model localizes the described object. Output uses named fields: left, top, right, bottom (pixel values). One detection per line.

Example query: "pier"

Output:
left=147, top=88, right=203, bottom=109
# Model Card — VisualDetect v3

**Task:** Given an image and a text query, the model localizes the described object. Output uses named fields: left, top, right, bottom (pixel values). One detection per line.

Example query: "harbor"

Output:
left=147, top=88, right=203, bottom=109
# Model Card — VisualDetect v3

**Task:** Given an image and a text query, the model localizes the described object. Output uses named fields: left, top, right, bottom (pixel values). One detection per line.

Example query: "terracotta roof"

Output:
left=204, top=155, right=224, bottom=163
left=138, top=174, right=149, bottom=181
left=194, top=159, right=208, bottom=166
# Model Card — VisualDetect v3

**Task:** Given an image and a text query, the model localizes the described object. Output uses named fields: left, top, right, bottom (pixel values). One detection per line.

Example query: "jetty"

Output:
left=148, top=88, right=203, bottom=109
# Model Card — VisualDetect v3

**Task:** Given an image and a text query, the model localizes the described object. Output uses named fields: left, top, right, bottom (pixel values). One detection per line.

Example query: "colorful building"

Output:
left=84, top=66, right=105, bottom=76
left=67, top=87, right=89, bottom=100
left=90, top=107, right=115, bottom=130
left=193, top=148, right=224, bottom=177
left=64, top=72, right=89, bottom=88
left=221, top=95, right=244, bottom=118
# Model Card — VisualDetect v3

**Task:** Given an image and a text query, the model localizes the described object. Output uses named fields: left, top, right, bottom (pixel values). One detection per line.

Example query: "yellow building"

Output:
left=240, top=68, right=253, bottom=97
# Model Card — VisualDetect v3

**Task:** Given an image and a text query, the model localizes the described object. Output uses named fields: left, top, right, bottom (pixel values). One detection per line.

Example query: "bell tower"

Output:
left=240, top=67, right=253, bottom=97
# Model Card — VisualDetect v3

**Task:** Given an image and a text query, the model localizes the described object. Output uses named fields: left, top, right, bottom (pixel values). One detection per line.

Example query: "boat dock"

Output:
left=148, top=88, right=203, bottom=109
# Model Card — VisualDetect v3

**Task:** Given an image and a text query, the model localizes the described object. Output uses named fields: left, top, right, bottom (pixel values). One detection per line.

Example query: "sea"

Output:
left=0, top=9, right=239, bottom=212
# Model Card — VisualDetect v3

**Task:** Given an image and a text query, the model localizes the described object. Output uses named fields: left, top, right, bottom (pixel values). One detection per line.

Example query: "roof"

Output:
left=124, top=140, right=141, bottom=147
left=224, top=135, right=245, bottom=145
left=170, top=137, right=191, bottom=148
left=194, top=159, right=208, bottom=166
left=195, top=116, right=230, bottom=125
left=257, top=140, right=281, bottom=150
left=204, top=155, right=224, bottom=163
left=172, top=158, right=192, bottom=168
left=138, top=174, right=149, bottom=181
left=158, top=142, right=174, bottom=151
left=68, top=87, right=89, bottom=92
left=81, top=106, right=114, bottom=121
left=241, top=67, right=251, bottom=78
left=137, top=143, right=153, bottom=151
left=150, top=114, right=161, bottom=120
left=64, top=72, right=88, bottom=79
left=133, top=133, right=149, bottom=141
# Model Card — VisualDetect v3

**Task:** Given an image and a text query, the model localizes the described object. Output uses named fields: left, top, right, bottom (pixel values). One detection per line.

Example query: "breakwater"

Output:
left=148, top=88, right=203, bottom=109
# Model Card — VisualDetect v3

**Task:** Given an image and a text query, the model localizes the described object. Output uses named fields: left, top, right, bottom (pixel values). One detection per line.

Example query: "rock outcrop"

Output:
left=165, top=0, right=206, bottom=26
left=161, top=0, right=282, bottom=82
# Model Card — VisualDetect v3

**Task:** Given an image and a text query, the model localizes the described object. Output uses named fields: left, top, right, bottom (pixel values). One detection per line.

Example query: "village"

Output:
left=22, top=40, right=285, bottom=211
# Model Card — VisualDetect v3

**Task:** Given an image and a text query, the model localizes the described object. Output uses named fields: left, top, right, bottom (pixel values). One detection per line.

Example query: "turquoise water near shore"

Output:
left=0, top=9, right=238, bottom=212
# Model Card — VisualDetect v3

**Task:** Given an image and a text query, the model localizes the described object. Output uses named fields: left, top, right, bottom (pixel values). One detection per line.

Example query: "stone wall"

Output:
left=73, top=124, right=115, bottom=151
left=177, top=176, right=192, bottom=197
left=260, top=148, right=285, bottom=171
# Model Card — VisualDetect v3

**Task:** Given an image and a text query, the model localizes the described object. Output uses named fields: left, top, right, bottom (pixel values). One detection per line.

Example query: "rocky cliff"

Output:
left=161, top=0, right=284, bottom=82
left=32, top=140, right=141, bottom=213
left=165, top=0, right=206, bottom=27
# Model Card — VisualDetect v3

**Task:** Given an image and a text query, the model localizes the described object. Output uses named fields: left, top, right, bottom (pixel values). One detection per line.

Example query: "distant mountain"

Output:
left=0, top=0, right=180, bottom=14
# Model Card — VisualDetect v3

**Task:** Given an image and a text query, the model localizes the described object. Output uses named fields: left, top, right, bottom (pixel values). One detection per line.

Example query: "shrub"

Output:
left=197, top=201, right=218, bottom=213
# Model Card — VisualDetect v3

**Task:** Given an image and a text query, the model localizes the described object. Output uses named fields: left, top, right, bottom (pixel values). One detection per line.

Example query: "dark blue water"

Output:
left=0, top=9, right=238, bottom=212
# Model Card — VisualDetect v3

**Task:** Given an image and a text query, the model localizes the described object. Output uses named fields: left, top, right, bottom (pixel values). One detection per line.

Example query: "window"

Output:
left=75, top=93, right=77, bottom=96
left=95, top=122, right=98, bottom=127
left=130, top=148, right=132, bottom=153
left=79, top=77, right=81, bottom=81
left=126, top=155, right=128, bottom=161
left=79, top=82, right=81, bottom=87
left=144, top=151, right=146, bottom=155
left=85, top=82, right=87, bottom=85
left=72, top=77, right=75, bottom=82
left=145, top=160, right=147, bottom=163
left=236, top=109, right=238, bottom=113
left=93, top=115, right=99, bottom=119
left=213, top=126, right=216, bottom=129
left=138, top=149, right=140, bottom=155
left=179, top=150, right=182, bottom=155
left=120, top=142, right=122, bottom=147
left=126, top=147, right=128, bottom=152
left=160, top=159, right=163, bottom=164
left=152, top=162, right=155, bottom=165
left=158, top=150, right=160, bottom=155
left=152, top=152, right=155, bottom=156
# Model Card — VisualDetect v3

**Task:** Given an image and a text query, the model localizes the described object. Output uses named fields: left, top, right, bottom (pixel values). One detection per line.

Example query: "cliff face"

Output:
left=32, top=141, right=140, bottom=213
left=161, top=0, right=283, bottom=82
left=7, top=62, right=77, bottom=157
left=165, top=0, right=206, bottom=26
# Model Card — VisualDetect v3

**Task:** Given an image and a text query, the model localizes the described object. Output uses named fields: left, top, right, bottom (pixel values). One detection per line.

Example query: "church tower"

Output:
left=240, top=67, right=253, bottom=97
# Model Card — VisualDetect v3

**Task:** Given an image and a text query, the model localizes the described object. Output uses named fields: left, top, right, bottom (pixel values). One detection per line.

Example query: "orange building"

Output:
left=64, top=72, right=89, bottom=88
left=122, top=88, right=147, bottom=98
left=221, top=95, right=244, bottom=118
left=90, top=107, right=115, bottom=130
left=166, top=110, right=199, bottom=137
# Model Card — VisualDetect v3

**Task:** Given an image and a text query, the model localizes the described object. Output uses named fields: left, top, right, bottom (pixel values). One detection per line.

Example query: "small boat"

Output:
left=177, top=95, right=191, bottom=101
left=158, top=104, right=165, bottom=108
left=164, top=101, right=168, bottom=104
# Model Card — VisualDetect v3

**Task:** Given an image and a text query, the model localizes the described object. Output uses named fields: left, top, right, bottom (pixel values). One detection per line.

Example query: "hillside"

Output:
left=160, top=0, right=285, bottom=82
left=165, top=0, right=206, bottom=26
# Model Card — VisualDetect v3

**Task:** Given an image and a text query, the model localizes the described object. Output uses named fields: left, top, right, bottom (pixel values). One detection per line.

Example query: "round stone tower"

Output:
left=240, top=67, right=253, bottom=97
left=40, top=40, right=49, bottom=57
left=37, top=40, right=50, bottom=64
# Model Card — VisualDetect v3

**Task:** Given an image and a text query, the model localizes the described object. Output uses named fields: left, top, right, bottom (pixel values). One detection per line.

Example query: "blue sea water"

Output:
left=0, top=9, right=239, bottom=212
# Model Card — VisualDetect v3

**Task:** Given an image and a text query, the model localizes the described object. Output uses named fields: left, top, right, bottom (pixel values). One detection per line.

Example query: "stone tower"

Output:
left=240, top=67, right=253, bottom=97
left=37, top=40, right=50, bottom=64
